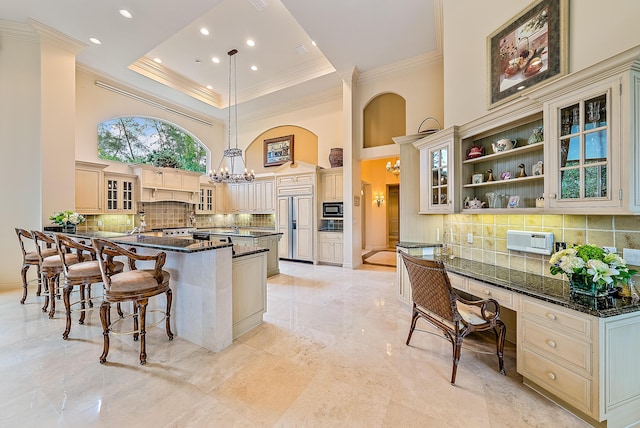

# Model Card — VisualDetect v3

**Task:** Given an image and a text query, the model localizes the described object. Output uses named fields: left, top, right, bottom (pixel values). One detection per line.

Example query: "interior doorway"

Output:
left=387, top=184, right=399, bottom=249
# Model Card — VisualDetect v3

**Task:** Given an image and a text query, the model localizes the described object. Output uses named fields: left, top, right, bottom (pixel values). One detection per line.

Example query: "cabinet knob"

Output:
left=549, top=193, right=557, bottom=198
left=546, top=313, right=557, bottom=320
left=546, top=340, right=557, bottom=348
left=483, top=289, right=491, bottom=295
left=547, top=372, right=557, bottom=381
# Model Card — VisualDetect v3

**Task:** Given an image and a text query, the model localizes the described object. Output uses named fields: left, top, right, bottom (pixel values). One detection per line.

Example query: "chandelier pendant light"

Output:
left=209, top=49, right=255, bottom=184
left=386, top=159, right=400, bottom=177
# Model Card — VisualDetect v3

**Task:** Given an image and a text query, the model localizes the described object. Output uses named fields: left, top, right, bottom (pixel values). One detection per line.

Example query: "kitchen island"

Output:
left=72, top=231, right=266, bottom=353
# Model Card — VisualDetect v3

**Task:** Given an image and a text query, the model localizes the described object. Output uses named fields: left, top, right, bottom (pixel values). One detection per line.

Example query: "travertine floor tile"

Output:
left=0, top=261, right=590, bottom=427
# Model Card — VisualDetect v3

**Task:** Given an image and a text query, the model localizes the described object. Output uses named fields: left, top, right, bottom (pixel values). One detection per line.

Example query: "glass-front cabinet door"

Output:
left=546, top=79, right=622, bottom=211
left=414, top=127, right=458, bottom=214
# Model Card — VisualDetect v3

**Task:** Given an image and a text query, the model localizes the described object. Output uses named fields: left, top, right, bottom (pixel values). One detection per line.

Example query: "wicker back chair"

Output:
left=16, top=228, right=57, bottom=304
left=401, top=253, right=506, bottom=385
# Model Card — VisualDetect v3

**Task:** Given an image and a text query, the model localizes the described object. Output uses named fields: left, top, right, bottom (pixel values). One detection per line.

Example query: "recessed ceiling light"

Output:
left=206, top=85, right=213, bottom=90
left=153, top=58, right=162, bottom=64
left=119, top=9, right=133, bottom=19
left=517, top=85, right=526, bottom=90
left=89, top=37, right=102, bottom=45
left=212, top=57, right=220, bottom=64
left=195, top=59, right=202, bottom=65
left=246, top=39, right=255, bottom=47
left=311, top=40, right=317, bottom=47
left=200, top=27, right=209, bottom=36
left=250, top=65, right=258, bottom=71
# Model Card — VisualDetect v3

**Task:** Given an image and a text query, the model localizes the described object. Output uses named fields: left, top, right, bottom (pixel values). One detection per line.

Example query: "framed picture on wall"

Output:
left=487, top=0, right=568, bottom=109
left=264, top=135, right=294, bottom=167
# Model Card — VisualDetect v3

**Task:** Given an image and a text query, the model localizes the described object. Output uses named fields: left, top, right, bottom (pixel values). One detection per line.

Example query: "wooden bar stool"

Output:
left=32, top=231, right=78, bottom=318
left=93, top=238, right=173, bottom=365
left=55, top=234, right=124, bottom=339
left=15, top=228, right=57, bottom=304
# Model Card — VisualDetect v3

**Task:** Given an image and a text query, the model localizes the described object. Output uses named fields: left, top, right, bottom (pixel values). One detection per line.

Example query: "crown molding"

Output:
left=128, top=57, right=222, bottom=108
left=358, top=51, right=443, bottom=84
left=27, top=19, right=86, bottom=55
left=0, top=20, right=38, bottom=42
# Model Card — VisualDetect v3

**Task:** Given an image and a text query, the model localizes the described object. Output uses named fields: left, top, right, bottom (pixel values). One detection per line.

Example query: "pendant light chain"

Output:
left=209, top=48, right=254, bottom=183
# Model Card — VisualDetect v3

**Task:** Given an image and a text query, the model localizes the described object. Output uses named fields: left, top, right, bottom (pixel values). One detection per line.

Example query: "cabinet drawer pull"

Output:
left=546, top=313, right=557, bottom=320
left=546, top=340, right=557, bottom=348
left=547, top=372, right=557, bottom=381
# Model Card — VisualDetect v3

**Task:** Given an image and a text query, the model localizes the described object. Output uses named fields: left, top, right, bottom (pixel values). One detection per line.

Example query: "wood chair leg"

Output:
left=495, top=320, right=507, bottom=376
left=48, top=275, right=59, bottom=319
left=79, top=285, right=87, bottom=325
left=63, top=284, right=73, bottom=339
left=36, top=265, right=43, bottom=296
left=117, top=302, right=124, bottom=318
left=132, top=303, right=139, bottom=342
left=41, top=274, right=49, bottom=313
left=99, top=301, right=110, bottom=364
left=87, top=284, right=94, bottom=308
left=165, top=289, right=174, bottom=340
left=406, top=305, right=420, bottom=346
left=451, top=337, right=463, bottom=385
left=138, top=299, right=148, bottom=365
left=20, top=264, right=29, bottom=304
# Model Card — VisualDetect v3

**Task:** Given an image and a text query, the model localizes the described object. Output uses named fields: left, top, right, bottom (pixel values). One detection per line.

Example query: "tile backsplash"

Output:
left=80, top=202, right=276, bottom=232
left=441, top=214, right=640, bottom=279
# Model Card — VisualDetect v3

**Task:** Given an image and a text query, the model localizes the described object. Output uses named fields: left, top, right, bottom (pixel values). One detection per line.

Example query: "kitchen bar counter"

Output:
left=72, top=230, right=232, bottom=253
left=198, top=228, right=282, bottom=238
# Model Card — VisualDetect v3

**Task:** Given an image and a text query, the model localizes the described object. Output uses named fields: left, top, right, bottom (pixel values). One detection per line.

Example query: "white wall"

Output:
left=0, top=23, right=42, bottom=286
left=75, top=68, right=225, bottom=174
left=443, top=0, right=640, bottom=127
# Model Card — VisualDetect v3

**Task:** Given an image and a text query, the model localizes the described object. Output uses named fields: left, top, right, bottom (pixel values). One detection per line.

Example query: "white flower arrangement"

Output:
left=549, top=244, right=636, bottom=293
left=49, top=210, right=85, bottom=226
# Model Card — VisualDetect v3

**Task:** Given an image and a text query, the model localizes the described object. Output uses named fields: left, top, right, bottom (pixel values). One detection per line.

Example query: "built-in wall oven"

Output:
left=322, top=202, right=343, bottom=218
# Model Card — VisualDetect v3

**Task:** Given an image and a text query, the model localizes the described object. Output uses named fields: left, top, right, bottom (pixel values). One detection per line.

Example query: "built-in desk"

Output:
left=397, top=253, right=640, bottom=428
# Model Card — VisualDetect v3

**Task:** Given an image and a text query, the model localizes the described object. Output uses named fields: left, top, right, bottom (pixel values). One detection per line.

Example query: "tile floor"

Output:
left=0, top=261, right=589, bottom=427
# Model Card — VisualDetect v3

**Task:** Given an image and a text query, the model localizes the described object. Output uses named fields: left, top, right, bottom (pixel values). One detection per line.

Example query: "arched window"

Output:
left=97, top=117, right=208, bottom=173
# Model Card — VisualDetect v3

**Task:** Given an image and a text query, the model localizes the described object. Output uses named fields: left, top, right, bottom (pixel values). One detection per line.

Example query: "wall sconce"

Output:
left=374, top=194, right=384, bottom=207
left=386, top=159, right=400, bottom=177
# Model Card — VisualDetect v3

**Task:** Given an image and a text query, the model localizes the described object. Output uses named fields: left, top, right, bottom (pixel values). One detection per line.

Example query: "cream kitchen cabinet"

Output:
left=104, top=172, right=136, bottom=214
left=319, top=168, right=343, bottom=202
left=232, top=250, right=267, bottom=339
left=197, top=184, right=215, bottom=214
left=544, top=68, right=640, bottom=213
left=518, top=296, right=640, bottom=426
left=318, top=231, right=343, bottom=265
left=247, top=177, right=275, bottom=213
left=413, top=127, right=459, bottom=213
left=395, top=245, right=438, bottom=305
left=75, top=161, right=107, bottom=214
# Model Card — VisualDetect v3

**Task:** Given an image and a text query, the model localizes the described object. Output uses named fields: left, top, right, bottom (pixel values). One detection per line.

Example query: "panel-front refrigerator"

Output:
left=278, top=195, right=313, bottom=261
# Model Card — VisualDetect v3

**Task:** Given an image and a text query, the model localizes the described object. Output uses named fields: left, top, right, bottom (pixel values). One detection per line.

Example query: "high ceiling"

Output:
left=1, top=0, right=440, bottom=119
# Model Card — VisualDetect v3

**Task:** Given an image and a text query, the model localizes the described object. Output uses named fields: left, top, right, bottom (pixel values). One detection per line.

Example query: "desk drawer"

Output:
left=522, top=298, right=592, bottom=337
left=521, top=348, right=592, bottom=415
left=467, top=279, right=514, bottom=309
left=521, top=318, right=592, bottom=375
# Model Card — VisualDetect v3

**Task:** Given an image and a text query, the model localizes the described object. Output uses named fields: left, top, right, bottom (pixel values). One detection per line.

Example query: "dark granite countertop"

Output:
left=396, top=241, right=443, bottom=249
left=318, top=229, right=343, bottom=232
left=437, top=257, right=640, bottom=318
left=71, top=231, right=232, bottom=254
left=197, top=228, right=282, bottom=238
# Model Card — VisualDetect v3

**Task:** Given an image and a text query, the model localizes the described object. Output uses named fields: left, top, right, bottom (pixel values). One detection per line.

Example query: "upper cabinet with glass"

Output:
left=413, top=127, right=459, bottom=213
left=544, top=63, right=640, bottom=213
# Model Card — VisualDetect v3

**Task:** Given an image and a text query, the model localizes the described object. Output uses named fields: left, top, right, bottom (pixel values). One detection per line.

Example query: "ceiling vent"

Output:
left=295, top=44, right=308, bottom=55
left=248, top=0, right=267, bottom=11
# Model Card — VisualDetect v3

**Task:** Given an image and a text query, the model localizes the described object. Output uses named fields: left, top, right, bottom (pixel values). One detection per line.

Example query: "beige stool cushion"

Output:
left=42, top=254, right=78, bottom=269
left=67, top=260, right=124, bottom=279
left=25, top=248, right=57, bottom=262
left=107, top=270, right=170, bottom=297
left=457, top=301, right=495, bottom=326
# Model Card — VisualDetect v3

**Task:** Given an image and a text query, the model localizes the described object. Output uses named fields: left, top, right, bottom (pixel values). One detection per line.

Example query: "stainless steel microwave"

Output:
left=322, top=202, right=343, bottom=218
